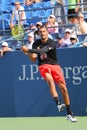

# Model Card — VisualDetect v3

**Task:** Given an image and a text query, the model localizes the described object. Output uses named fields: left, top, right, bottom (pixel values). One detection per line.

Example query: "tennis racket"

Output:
left=10, top=24, right=27, bottom=50
left=0, top=25, right=35, bottom=50
left=11, top=25, right=25, bottom=41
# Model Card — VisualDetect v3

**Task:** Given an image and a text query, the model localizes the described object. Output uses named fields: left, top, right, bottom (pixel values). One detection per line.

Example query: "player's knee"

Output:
left=62, top=87, right=68, bottom=94
left=59, top=82, right=68, bottom=94
left=45, top=73, right=53, bottom=81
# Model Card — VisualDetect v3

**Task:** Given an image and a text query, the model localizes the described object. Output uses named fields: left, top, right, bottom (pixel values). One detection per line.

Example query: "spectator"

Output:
left=70, top=14, right=78, bottom=35
left=25, top=33, right=34, bottom=49
left=68, top=0, right=80, bottom=21
left=70, top=34, right=87, bottom=47
left=10, top=1, right=26, bottom=29
left=29, top=23, right=37, bottom=32
left=56, top=35, right=69, bottom=48
left=45, top=15, right=59, bottom=34
left=34, top=21, right=43, bottom=40
left=69, top=34, right=81, bottom=47
left=51, top=0, right=63, bottom=24
left=63, top=28, right=72, bottom=45
left=83, top=42, right=87, bottom=47
left=0, top=42, right=13, bottom=57
left=36, top=22, right=42, bottom=29
left=76, top=12, right=87, bottom=35
left=24, top=0, right=41, bottom=6
left=24, top=0, right=34, bottom=6
left=62, top=0, right=68, bottom=23
left=34, top=0, right=41, bottom=2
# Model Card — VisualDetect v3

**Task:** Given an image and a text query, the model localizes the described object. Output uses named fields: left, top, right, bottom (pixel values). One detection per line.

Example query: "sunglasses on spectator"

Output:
left=2, top=46, right=7, bottom=47
left=70, top=38, right=76, bottom=40
left=78, top=16, right=83, bottom=18
left=49, top=17, right=54, bottom=19
left=15, top=4, right=19, bottom=6
left=36, top=24, right=41, bottom=27
left=58, top=38, right=62, bottom=40
left=65, top=32, right=70, bottom=34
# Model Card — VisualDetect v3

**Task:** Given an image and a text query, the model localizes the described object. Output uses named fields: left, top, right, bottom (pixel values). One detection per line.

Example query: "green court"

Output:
left=0, top=116, right=87, bottom=130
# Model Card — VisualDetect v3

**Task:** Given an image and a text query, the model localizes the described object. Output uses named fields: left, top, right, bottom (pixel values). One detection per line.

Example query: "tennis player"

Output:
left=21, top=25, right=77, bottom=122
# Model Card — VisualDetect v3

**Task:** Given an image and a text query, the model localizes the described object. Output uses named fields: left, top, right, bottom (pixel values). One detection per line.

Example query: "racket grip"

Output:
left=21, top=42, right=25, bottom=46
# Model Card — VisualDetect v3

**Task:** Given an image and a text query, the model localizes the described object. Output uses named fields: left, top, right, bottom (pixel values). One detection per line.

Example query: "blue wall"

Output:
left=0, top=47, right=87, bottom=117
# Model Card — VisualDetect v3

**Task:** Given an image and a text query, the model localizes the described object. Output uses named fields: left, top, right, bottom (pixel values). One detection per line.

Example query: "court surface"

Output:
left=0, top=116, right=87, bottom=130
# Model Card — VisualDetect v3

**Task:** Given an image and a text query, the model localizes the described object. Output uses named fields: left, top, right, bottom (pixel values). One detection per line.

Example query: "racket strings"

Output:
left=11, top=25, right=25, bottom=40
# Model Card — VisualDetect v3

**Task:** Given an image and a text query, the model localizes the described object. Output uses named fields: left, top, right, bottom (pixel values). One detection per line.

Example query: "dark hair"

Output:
left=38, top=25, right=48, bottom=31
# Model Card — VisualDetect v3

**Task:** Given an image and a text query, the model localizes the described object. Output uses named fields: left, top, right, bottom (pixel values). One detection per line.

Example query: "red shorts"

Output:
left=39, top=64, right=66, bottom=85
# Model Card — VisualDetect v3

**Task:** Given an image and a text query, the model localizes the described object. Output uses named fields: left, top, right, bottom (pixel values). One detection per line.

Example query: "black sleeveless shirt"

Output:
left=32, top=38, right=58, bottom=66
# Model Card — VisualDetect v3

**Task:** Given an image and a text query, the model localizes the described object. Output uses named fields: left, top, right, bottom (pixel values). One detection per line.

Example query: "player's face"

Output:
left=39, top=27, right=48, bottom=40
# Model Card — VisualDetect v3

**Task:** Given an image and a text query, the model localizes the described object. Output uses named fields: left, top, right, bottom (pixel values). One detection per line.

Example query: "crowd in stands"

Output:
left=0, top=41, right=13, bottom=57
left=24, top=0, right=42, bottom=6
left=0, top=0, right=87, bottom=57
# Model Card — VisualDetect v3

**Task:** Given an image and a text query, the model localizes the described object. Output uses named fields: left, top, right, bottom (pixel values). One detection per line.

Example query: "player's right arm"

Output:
left=21, top=46, right=37, bottom=62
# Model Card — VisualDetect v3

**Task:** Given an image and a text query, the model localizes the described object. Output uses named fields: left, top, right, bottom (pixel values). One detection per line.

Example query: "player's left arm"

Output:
left=29, top=42, right=55, bottom=54
left=21, top=46, right=37, bottom=62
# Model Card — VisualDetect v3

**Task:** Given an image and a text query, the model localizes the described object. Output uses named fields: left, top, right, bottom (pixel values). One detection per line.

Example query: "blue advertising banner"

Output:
left=0, top=47, right=87, bottom=117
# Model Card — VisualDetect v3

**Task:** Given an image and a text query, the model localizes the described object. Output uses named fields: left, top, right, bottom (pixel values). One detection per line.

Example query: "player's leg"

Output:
left=45, top=73, right=65, bottom=112
left=58, top=80, right=77, bottom=122
left=45, top=73, right=58, bottom=97
left=51, top=64, right=72, bottom=114
left=51, top=65, right=77, bottom=122
left=38, top=64, right=66, bottom=112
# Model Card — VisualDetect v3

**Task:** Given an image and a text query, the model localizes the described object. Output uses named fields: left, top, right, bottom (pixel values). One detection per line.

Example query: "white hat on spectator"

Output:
left=36, top=22, right=42, bottom=26
left=28, top=33, right=34, bottom=38
left=65, top=28, right=71, bottom=33
left=49, top=14, right=56, bottom=19
left=70, top=34, right=78, bottom=41
left=2, top=42, right=8, bottom=47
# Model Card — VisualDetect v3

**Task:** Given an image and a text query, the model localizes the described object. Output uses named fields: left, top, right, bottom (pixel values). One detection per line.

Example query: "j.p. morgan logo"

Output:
left=18, top=64, right=87, bottom=85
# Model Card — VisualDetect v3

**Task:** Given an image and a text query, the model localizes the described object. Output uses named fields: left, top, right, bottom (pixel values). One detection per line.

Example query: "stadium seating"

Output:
left=77, top=34, right=87, bottom=42
left=33, top=10, right=45, bottom=17
left=83, top=12, right=87, bottom=22
left=25, top=11, right=33, bottom=19
left=0, top=16, right=9, bottom=30
left=32, top=2, right=44, bottom=8
left=43, top=1, right=52, bottom=7
left=24, top=4, right=34, bottom=10
left=29, top=16, right=41, bottom=24
left=44, top=9, right=52, bottom=22
left=0, top=0, right=87, bottom=43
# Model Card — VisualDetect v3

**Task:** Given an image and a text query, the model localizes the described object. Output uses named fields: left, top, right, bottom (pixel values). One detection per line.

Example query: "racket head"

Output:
left=11, top=25, right=25, bottom=40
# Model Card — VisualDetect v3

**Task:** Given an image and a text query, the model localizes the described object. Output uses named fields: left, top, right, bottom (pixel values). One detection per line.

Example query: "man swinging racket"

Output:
left=21, top=25, right=77, bottom=122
